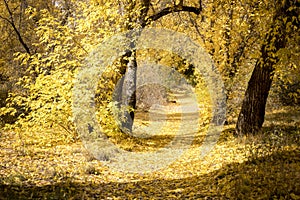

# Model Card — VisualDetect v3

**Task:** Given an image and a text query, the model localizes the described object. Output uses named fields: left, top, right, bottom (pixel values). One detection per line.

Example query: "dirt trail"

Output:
left=135, top=88, right=199, bottom=120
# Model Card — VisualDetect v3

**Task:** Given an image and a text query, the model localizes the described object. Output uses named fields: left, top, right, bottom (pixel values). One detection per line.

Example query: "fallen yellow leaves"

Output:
left=1, top=108, right=300, bottom=199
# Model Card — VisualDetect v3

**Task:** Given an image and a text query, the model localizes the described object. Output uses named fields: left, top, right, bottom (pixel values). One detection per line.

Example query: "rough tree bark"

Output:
left=120, top=50, right=138, bottom=133
left=236, top=0, right=299, bottom=135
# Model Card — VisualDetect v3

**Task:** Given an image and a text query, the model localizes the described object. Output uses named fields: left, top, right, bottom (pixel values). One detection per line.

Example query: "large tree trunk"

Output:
left=236, top=0, right=298, bottom=135
left=235, top=59, right=274, bottom=135
left=120, top=51, right=137, bottom=133
left=117, top=0, right=150, bottom=133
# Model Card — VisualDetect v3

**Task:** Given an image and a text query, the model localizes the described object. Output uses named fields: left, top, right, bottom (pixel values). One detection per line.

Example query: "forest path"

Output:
left=133, top=88, right=201, bottom=138
left=99, top=89, right=206, bottom=172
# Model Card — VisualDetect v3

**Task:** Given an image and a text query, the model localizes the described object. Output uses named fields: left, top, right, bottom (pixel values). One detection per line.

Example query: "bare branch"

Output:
left=188, top=13, right=205, bottom=42
left=0, top=15, right=12, bottom=24
left=1, top=0, right=30, bottom=54
left=3, top=0, right=14, bottom=22
left=144, top=4, right=201, bottom=27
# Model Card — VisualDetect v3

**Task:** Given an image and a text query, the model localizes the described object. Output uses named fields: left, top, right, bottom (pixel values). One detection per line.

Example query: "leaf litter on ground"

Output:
left=0, top=106, right=299, bottom=199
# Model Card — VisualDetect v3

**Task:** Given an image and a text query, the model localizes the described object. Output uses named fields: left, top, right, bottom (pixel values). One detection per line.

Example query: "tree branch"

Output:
left=144, top=4, right=202, bottom=27
left=0, top=15, right=12, bottom=24
left=3, top=0, right=14, bottom=22
left=1, top=0, right=31, bottom=54
left=139, top=0, right=151, bottom=25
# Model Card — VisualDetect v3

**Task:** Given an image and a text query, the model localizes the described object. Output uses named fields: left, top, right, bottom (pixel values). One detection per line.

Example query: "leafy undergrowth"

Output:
left=0, top=107, right=300, bottom=199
